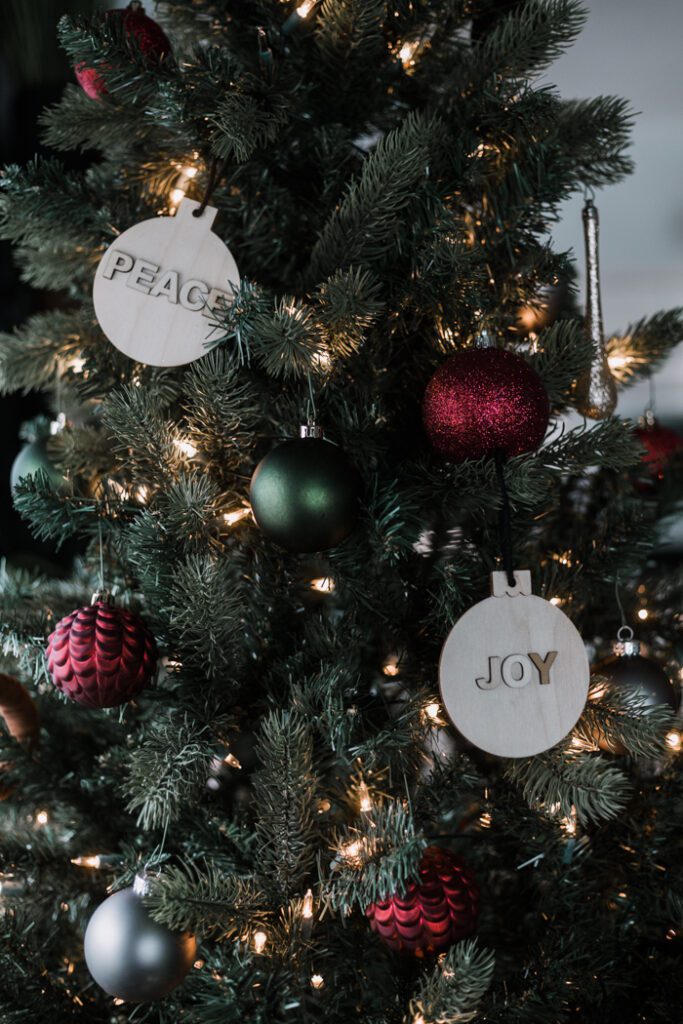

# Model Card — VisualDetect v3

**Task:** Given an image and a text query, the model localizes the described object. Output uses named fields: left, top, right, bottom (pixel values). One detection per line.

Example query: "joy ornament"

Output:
left=439, top=571, right=589, bottom=758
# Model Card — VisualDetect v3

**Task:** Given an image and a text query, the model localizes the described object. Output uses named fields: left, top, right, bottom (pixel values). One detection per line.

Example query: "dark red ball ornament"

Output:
left=46, top=597, right=157, bottom=709
left=423, top=347, right=549, bottom=462
left=75, top=2, right=171, bottom=101
left=634, top=417, right=683, bottom=482
left=366, top=846, right=479, bottom=956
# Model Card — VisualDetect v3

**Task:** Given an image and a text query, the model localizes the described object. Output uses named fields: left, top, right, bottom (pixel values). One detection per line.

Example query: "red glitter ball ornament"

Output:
left=74, top=2, right=171, bottom=101
left=423, top=347, right=550, bottom=462
left=366, top=846, right=479, bottom=956
left=46, top=599, right=157, bottom=709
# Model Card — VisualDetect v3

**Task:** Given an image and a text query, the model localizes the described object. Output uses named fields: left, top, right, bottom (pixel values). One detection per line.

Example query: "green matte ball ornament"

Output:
left=10, top=438, right=65, bottom=496
left=250, top=426, right=361, bottom=553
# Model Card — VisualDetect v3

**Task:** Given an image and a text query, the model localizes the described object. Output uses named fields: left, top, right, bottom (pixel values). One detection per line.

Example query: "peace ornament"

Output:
left=439, top=571, right=589, bottom=758
left=93, top=198, right=240, bottom=367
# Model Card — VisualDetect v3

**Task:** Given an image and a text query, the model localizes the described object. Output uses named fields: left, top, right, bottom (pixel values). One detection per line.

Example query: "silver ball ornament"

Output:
left=84, top=880, right=197, bottom=1002
left=10, top=438, right=65, bottom=495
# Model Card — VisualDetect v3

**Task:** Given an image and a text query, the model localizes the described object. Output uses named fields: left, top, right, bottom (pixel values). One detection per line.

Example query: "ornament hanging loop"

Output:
left=616, top=624, right=634, bottom=643
left=493, top=450, right=516, bottom=589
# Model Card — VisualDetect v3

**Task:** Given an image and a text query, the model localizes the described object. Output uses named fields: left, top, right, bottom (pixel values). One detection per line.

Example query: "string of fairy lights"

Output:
left=1, top=5, right=679, bottom=1018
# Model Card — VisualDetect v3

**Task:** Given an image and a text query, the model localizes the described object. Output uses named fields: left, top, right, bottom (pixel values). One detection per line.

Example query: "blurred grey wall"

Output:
left=545, top=0, right=683, bottom=422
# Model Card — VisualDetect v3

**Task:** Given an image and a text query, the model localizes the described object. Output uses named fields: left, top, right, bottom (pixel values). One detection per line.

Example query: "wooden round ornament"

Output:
left=93, top=198, right=240, bottom=367
left=0, top=673, right=39, bottom=799
left=439, top=571, right=589, bottom=758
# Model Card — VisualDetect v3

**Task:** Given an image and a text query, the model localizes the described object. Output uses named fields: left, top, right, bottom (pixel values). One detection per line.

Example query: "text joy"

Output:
left=476, top=651, right=558, bottom=690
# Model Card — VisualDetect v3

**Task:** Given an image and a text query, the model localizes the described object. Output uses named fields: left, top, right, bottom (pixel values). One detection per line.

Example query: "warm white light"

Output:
left=478, top=812, right=492, bottom=829
left=183, top=166, right=198, bottom=179
left=296, top=0, right=316, bottom=16
left=382, top=657, right=400, bottom=677
left=311, top=973, right=324, bottom=989
left=562, top=815, right=577, bottom=836
left=424, top=701, right=440, bottom=722
left=194, top=959, right=205, bottom=969
left=253, top=930, right=267, bottom=953
left=637, top=608, right=649, bottom=621
left=223, top=752, right=242, bottom=769
left=137, top=486, right=148, bottom=504
left=69, top=357, right=86, bottom=374
left=666, top=730, right=682, bottom=752
left=358, top=781, right=372, bottom=814
left=608, top=353, right=631, bottom=371
left=549, top=596, right=562, bottom=606
left=174, top=438, right=198, bottom=458
left=170, top=187, right=186, bottom=206
left=71, top=855, right=101, bottom=869
left=414, top=1015, right=426, bottom=1024
left=35, top=810, right=49, bottom=826
left=398, top=39, right=420, bottom=66
left=312, top=350, right=332, bottom=370
left=310, top=576, right=335, bottom=594
left=223, top=507, right=251, bottom=526
left=341, top=839, right=363, bottom=863
left=302, top=889, right=314, bottom=919
left=113, top=998, right=125, bottom=1006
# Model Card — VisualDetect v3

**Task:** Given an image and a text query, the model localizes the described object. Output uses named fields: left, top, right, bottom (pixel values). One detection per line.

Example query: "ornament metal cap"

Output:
left=91, top=590, right=112, bottom=606
left=300, top=422, right=324, bottom=439
left=614, top=625, right=640, bottom=658
left=133, top=872, right=152, bottom=896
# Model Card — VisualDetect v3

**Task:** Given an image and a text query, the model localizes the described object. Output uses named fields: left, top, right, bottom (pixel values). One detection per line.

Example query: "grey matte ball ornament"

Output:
left=84, top=877, right=197, bottom=1003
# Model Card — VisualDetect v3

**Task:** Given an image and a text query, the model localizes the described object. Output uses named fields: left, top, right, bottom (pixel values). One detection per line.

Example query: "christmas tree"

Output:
left=1, top=1, right=682, bottom=1021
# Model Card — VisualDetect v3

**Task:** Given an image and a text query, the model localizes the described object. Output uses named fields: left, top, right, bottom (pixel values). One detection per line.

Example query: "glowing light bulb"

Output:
left=478, top=812, right=492, bottom=829
left=183, top=166, right=198, bottom=179
left=424, top=701, right=440, bottom=722
left=342, top=839, right=362, bottom=862
left=607, top=352, right=631, bottom=372
left=253, top=930, right=267, bottom=953
left=666, top=730, right=681, bottom=752
left=296, top=0, right=316, bottom=15
left=223, top=507, right=251, bottom=526
left=194, top=959, right=205, bottom=969
left=170, top=187, right=186, bottom=206
left=637, top=608, right=649, bottom=621
left=174, top=438, right=198, bottom=458
left=311, top=973, right=324, bottom=989
left=302, top=889, right=314, bottom=919
left=310, top=576, right=335, bottom=594
left=223, top=752, right=242, bottom=769
left=70, top=855, right=102, bottom=869
left=358, top=781, right=372, bottom=814
left=398, top=39, right=420, bottom=67
left=382, top=657, right=400, bottom=677
left=549, top=596, right=562, bottom=606
left=35, top=810, right=48, bottom=826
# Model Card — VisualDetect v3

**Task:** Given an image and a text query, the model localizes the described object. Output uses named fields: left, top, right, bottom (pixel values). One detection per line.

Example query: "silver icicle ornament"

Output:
left=574, top=199, right=617, bottom=419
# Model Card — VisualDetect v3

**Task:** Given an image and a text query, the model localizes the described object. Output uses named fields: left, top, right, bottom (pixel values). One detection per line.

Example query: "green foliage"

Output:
left=408, top=940, right=496, bottom=1024
left=122, top=716, right=217, bottom=830
left=147, top=862, right=268, bottom=938
left=0, top=0, right=682, bottom=1021
left=506, top=746, right=632, bottom=825
left=327, top=801, right=427, bottom=911
left=253, top=710, right=319, bottom=901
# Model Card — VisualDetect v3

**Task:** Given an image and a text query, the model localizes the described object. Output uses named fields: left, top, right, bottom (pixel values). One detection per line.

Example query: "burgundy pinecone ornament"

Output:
left=74, top=2, right=171, bottom=101
left=46, top=597, right=157, bottom=709
left=366, top=846, right=479, bottom=956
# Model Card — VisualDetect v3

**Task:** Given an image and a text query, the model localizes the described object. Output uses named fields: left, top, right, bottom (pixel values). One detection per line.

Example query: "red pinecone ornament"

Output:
left=46, top=600, right=157, bottom=709
left=366, top=846, right=479, bottom=956
left=75, top=2, right=171, bottom=101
